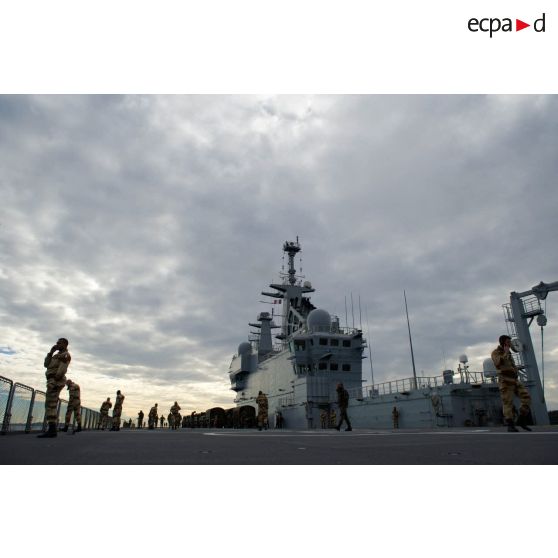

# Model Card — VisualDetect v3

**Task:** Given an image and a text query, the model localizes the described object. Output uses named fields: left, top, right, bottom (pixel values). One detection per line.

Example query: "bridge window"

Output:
left=330, top=363, right=338, bottom=371
left=318, top=362, right=327, bottom=370
left=342, top=364, right=351, bottom=372
left=342, top=340, right=351, bottom=348
left=294, top=340, right=306, bottom=350
left=330, top=338, right=339, bottom=347
left=319, top=338, right=328, bottom=346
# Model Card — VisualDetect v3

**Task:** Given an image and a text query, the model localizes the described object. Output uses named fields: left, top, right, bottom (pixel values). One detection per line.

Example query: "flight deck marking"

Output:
left=204, top=430, right=558, bottom=437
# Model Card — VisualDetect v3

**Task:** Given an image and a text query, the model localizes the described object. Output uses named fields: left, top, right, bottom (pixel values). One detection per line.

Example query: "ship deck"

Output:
left=1, top=426, right=557, bottom=464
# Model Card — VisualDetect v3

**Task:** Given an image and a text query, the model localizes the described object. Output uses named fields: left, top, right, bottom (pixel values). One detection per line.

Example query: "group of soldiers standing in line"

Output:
left=138, top=401, right=182, bottom=429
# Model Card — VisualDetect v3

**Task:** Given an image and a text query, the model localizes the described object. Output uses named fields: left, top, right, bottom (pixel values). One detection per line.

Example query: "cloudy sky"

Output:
left=1, top=95, right=557, bottom=420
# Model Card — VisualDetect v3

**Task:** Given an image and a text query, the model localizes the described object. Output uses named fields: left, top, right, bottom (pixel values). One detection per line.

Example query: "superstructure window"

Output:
left=330, top=338, right=339, bottom=347
left=294, top=340, right=306, bottom=350
left=318, top=362, right=327, bottom=370
left=330, top=363, right=338, bottom=371
left=319, top=338, right=328, bottom=346
left=342, top=364, right=351, bottom=372
left=342, top=340, right=351, bottom=348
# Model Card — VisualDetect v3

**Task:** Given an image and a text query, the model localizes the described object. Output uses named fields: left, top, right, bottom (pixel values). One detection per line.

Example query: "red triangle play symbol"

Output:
left=516, top=19, right=530, bottom=31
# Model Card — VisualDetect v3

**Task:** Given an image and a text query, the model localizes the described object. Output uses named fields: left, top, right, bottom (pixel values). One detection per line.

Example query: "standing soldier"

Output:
left=170, top=401, right=181, bottom=430
left=320, top=409, right=327, bottom=429
left=329, top=408, right=337, bottom=429
left=148, top=403, right=158, bottom=429
left=159, top=414, right=164, bottom=428
left=167, top=412, right=173, bottom=429
left=335, top=383, right=352, bottom=431
left=137, top=410, right=144, bottom=429
left=392, top=406, right=400, bottom=429
left=110, top=390, right=125, bottom=431
left=256, top=391, right=268, bottom=431
left=63, top=379, right=82, bottom=433
left=491, top=335, right=532, bottom=432
left=38, top=338, right=71, bottom=438
left=98, top=397, right=112, bottom=430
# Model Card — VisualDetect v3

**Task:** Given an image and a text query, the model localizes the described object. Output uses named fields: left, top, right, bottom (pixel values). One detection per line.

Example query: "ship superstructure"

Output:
left=228, top=240, right=553, bottom=429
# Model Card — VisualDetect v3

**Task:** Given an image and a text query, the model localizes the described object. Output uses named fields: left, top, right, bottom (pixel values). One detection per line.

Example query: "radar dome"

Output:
left=307, top=308, right=331, bottom=330
left=459, top=354, right=468, bottom=364
left=238, top=342, right=251, bottom=355
left=303, top=281, right=312, bottom=289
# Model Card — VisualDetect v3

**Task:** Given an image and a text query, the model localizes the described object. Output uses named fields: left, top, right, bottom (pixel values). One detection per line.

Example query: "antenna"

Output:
left=358, top=294, right=362, bottom=330
left=344, top=296, right=348, bottom=329
left=404, top=290, right=418, bottom=388
left=351, top=292, right=355, bottom=329
left=365, top=305, right=374, bottom=386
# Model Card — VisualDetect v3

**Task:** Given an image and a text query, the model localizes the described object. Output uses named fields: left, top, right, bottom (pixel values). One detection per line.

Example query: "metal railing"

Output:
left=348, top=370, right=493, bottom=400
left=0, top=374, right=106, bottom=434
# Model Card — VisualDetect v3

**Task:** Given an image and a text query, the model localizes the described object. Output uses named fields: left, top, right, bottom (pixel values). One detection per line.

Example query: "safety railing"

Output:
left=0, top=374, right=104, bottom=434
left=349, top=371, right=492, bottom=400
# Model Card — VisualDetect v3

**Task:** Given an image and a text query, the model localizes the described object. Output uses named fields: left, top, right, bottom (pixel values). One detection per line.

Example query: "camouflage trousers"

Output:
left=112, top=406, right=122, bottom=428
left=392, top=417, right=399, bottom=428
left=65, top=399, right=82, bottom=426
left=257, top=410, right=268, bottom=428
left=498, top=375, right=531, bottom=421
left=44, top=376, right=66, bottom=425
left=99, top=412, right=109, bottom=429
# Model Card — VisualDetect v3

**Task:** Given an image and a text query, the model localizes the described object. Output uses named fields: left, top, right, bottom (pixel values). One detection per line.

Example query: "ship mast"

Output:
left=284, top=237, right=301, bottom=285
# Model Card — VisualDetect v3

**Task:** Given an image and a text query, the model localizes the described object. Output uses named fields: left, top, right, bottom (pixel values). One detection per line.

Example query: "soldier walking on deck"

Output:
left=98, top=398, right=112, bottom=430
left=110, top=390, right=125, bottom=431
left=38, top=338, right=71, bottom=438
left=335, top=383, right=352, bottom=431
left=63, top=379, right=82, bottom=432
left=137, top=410, right=144, bottom=429
left=256, top=391, right=268, bottom=431
left=392, top=406, right=399, bottom=429
left=491, top=335, right=532, bottom=432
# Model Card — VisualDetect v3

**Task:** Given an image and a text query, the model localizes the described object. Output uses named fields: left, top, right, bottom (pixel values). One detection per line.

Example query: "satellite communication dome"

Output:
left=303, top=281, right=312, bottom=289
left=238, top=342, right=251, bottom=355
left=482, top=358, right=497, bottom=377
left=307, top=308, right=331, bottom=330
left=459, top=354, right=468, bottom=364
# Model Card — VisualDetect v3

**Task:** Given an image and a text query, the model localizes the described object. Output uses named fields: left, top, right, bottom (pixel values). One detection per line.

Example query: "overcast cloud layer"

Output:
left=1, top=95, right=557, bottom=420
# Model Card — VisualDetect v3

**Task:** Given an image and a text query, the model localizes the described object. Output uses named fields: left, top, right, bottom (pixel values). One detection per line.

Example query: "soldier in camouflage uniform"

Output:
left=137, top=410, right=144, bottom=429
left=170, top=401, right=181, bottom=430
left=98, top=398, right=112, bottom=430
left=63, top=379, right=82, bottom=432
left=491, top=335, right=532, bottom=432
left=38, top=338, right=71, bottom=438
left=392, top=406, right=400, bottom=429
left=256, top=391, right=268, bottom=431
left=159, top=415, right=164, bottom=428
left=110, top=390, right=125, bottom=431
left=335, top=383, right=352, bottom=431
left=148, top=403, right=158, bottom=429
left=320, top=409, right=327, bottom=429
left=329, top=408, right=337, bottom=428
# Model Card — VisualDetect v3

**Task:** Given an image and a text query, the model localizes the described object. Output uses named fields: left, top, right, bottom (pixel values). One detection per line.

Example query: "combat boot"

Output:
left=335, top=425, right=341, bottom=431
left=62, top=425, right=69, bottom=432
left=76, top=424, right=82, bottom=432
left=37, top=423, right=57, bottom=438
left=345, top=427, right=352, bottom=431
left=506, top=419, right=519, bottom=432
left=516, top=414, right=532, bottom=432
